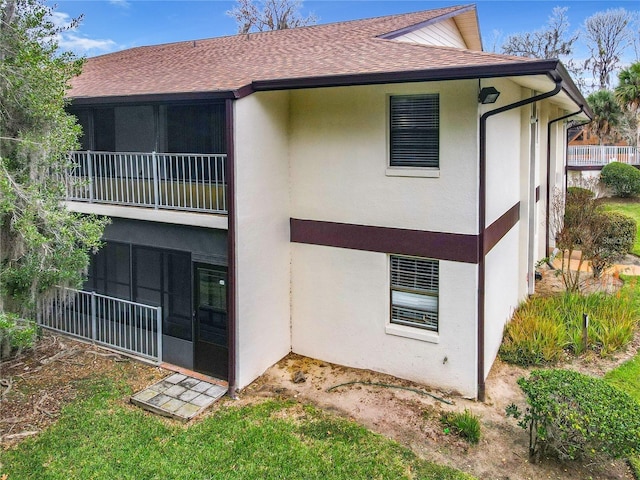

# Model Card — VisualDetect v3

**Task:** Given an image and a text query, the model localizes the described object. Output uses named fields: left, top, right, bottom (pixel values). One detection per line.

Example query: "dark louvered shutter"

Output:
left=390, top=94, right=439, bottom=168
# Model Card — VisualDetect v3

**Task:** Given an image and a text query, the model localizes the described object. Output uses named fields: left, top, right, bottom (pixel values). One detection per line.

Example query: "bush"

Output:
left=0, top=312, right=38, bottom=359
left=587, top=211, right=636, bottom=277
left=600, top=162, right=640, bottom=197
left=440, top=409, right=481, bottom=444
left=499, top=298, right=568, bottom=366
left=508, top=369, right=640, bottom=462
left=500, top=288, right=639, bottom=365
left=566, top=186, right=595, bottom=199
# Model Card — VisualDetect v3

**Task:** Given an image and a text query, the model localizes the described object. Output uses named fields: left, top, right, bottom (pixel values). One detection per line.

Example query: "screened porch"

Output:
left=66, top=102, right=228, bottom=214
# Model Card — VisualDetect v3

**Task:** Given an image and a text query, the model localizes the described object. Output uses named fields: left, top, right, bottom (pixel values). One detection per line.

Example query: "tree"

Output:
left=502, top=7, right=578, bottom=59
left=227, top=0, right=316, bottom=34
left=0, top=0, right=107, bottom=316
left=615, top=62, right=640, bottom=146
left=583, top=8, right=635, bottom=90
left=501, top=7, right=582, bottom=88
left=552, top=187, right=597, bottom=292
left=586, top=89, right=624, bottom=144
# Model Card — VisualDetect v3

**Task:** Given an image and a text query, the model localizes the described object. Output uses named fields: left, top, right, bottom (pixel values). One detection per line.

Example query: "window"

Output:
left=389, top=94, right=439, bottom=168
left=390, top=255, right=439, bottom=331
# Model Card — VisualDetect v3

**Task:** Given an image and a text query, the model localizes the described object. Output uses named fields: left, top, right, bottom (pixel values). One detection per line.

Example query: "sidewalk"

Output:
left=550, top=251, right=640, bottom=276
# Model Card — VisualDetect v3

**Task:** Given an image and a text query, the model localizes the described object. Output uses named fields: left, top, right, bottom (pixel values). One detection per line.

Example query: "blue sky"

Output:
left=53, top=0, right=639, bottom=64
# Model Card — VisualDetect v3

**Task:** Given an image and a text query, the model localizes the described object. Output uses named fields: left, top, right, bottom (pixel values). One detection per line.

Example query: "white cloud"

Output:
left=109, top=0, right=131, bottom=8
left=57, top=33, right=118, bottom=55
left=49, top=11, right=75, bottom=29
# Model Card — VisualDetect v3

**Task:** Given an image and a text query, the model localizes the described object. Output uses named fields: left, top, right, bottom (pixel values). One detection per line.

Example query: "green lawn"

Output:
left=599, top=199, right=640, bottom=256
left=605, top=350, right=640, bottom=478
left=0, top=378, right=474, bottom=480
left=605, top=354, right=640, bottom=403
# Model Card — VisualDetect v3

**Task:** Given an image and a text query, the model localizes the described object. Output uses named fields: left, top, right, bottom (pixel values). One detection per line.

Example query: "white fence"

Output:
left=568, top=146, right=639, bottom=167
left=39, top=288, right=162, bottom=362
left=65, top=151, right=227, bottom=213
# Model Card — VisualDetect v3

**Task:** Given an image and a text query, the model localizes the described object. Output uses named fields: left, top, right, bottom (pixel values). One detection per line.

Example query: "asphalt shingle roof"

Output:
left=69, top=5, right=537, bottom=99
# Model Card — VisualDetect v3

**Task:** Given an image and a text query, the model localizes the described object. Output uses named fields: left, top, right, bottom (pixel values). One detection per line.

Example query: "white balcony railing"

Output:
left=568, top=146, right=639, bottom=167
left=65, top=151, right=227, bottom=214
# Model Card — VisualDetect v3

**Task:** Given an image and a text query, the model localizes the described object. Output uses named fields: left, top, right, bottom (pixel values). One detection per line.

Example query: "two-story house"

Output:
left=58, top=4, right=590, bottom=400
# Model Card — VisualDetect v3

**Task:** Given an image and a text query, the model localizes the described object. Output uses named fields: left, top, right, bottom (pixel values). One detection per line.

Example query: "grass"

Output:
left=599, top=198, right=640, bottom=256
left=440, top=409, right=481, bottom=445
left=605, top=354, right=640, bottom=403
left=500, top=278, right=640, bottom=366
left=0, top=378, right=475, bottom=480
left=605, top=352, right=640, bottom=479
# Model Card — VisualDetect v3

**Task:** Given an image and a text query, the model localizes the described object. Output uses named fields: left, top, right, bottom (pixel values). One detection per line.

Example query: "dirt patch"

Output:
left=236, top=350, right=636, bottom=480
left=0, top=333, right=166, bottom=449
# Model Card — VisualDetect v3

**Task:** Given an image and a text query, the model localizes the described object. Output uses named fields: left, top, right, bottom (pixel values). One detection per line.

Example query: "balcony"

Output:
left=568, top=146, right=639, bottom=169
left=65, top=151, right=227, bottom=214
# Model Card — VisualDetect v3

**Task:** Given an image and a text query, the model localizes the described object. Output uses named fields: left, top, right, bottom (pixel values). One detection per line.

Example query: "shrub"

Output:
left=586, top=211, right=636, bottom=277
left=499, top=298, right=567, bottom=365
left=600, top=162, right=640, bottom=197
left=0, top=312, right=38, bottom=359
left=555, top=187, right=600, bottom=291
left=440, top=409, right=481, bottom=444
left=500, top=288, right=639, bottom=365
left=566, top=186, right=595, bottom=199
left=508, top=369, right=640, bottom=462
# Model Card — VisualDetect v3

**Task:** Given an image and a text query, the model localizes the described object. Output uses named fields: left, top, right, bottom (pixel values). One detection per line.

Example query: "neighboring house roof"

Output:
left=68, top=4, right=588, bottom=115
left=568, top=126, right=628, bottom=146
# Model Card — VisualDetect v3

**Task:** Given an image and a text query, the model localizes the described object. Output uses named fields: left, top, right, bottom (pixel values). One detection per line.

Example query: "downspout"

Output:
left=545, top=107, right=584, bottom=254
left=477, top=78, right=562, bottom=402
left=225, top=98, right=238, bottom=399
left=563, top=119, right=592, bottom=194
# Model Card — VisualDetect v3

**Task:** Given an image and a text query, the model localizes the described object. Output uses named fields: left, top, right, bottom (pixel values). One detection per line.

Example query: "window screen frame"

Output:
left=389, top=254, right=439, bottom=333
left=388, top=93, right=440, bottom=170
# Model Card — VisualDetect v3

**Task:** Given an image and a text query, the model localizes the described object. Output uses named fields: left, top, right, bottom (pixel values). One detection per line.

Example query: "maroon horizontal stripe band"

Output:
left=484, top=203, right=520, bottom=255
left=291, top=202, right=520, bottom=263
left=291, top=219, right=480, bottom=263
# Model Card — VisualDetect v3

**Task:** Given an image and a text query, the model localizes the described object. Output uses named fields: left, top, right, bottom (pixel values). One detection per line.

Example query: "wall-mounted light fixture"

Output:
left=478, top=86, right=500, bottom=104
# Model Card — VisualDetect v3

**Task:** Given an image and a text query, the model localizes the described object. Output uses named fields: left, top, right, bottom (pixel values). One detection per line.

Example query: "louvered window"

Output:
left=390, top=94, right=439, bottom=168
left=390, top=255, right=439, bottom=331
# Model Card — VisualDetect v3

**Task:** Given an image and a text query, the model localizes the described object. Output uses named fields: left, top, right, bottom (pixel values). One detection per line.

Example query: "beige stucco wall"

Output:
left=291, top=243, right=478, bottom=397
left=230, top=78, right=578, bottom=397
left=287, top=81, right=480, bottom=396
left=289, top=80, right=479, bottom=233
left=483, top=79, right=525, bottom=227
left=483, top=226, right=521, bottom=378
left=234, top=91, right=292, bottom=388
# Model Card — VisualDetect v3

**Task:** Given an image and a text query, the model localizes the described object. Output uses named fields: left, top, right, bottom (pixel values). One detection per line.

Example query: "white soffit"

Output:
left=452, top=9, right=483, bottom=51
left=508, top=74, right=588, bottom=119
left=382, top=7, right=482, bottom=51
left=393, top=18, right=467, bottom=49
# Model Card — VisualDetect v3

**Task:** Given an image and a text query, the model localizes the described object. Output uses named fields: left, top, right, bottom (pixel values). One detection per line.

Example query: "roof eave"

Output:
left=67, top=89, right=238, bottom=106
left=252, top=59, right=588, bottom=112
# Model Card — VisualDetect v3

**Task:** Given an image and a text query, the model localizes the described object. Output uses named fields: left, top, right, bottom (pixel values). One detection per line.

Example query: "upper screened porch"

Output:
left=67, top=102, right=228, bottom=215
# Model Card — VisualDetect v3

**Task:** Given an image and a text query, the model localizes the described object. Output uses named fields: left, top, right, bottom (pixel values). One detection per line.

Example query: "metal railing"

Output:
left=65, top=151, right=227, bottom=214
left=568, top=146, right=639, bottom=167
left=38, top=288, right=162, bottom=362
